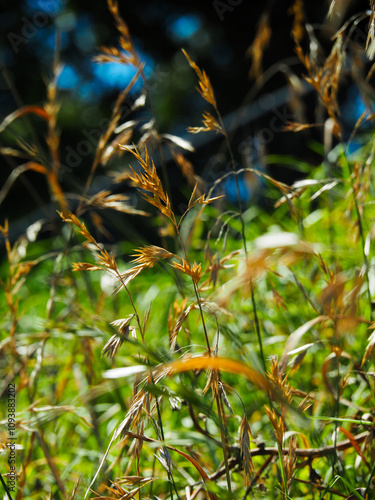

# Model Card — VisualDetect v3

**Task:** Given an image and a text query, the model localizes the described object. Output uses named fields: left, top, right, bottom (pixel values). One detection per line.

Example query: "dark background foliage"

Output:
left=0, top=0, right=370, bottom=236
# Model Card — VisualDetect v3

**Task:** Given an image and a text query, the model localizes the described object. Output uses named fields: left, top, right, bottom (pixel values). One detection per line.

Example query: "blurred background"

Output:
left=0, top=0, right=372, bottom=242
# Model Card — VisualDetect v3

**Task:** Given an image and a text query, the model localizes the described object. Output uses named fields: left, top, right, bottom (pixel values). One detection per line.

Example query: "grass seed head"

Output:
left=239, top=414, right=254, bottom=484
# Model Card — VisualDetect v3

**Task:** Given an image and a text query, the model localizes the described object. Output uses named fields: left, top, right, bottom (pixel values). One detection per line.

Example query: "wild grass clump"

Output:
left=1, top=1, right=375, bottom=499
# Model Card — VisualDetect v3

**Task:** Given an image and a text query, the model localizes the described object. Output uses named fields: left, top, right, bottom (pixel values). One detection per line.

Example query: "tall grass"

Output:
left=1, top=1, right=375, bottom=499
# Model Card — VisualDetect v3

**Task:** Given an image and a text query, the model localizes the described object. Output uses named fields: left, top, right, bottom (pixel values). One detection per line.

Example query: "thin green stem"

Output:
left=250, top=278, right=267, bottom=373
left=341, top=149, right=373, bottom=321
left=117, top=272, right=143, bottom=334
left=215, top=391, right=232, bottom=492
left=176, top=230, right=211, bottom=350
left=192, top=281, right=211, bottom=350
left=352, top=194, right=372, bottom=317
left=333, top=350, right=341, bottom=473
left=216, top=112, right=247, bottom=256
left=276, top=442, right=288, bottom=500
left=216, top=110, right=267, bottom=374
left=153, top=380, right=181, bottom=500
left=365, top=458, right=375, bottom=495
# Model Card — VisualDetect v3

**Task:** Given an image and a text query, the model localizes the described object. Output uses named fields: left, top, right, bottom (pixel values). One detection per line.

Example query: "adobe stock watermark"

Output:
left=6, top=383, right=17, bottom=495
left=256, top=94, right=295, bottom=144
left=175, top=99, right=295, bottom=212
left=58, top=118, right=111, bottom=180
left=7, top=0, right=67, bottom=54
left=212, top=0, right=244, bottom=22
left=0, top=73, right=10, bottom=92
left=58, top=94, right=136, bottom=180
left=58, top=63, right=169, bottom=180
